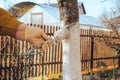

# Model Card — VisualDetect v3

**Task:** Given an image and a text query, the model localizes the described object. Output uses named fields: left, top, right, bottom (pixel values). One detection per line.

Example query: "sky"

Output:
left=80, top=0, right=114, bottom=18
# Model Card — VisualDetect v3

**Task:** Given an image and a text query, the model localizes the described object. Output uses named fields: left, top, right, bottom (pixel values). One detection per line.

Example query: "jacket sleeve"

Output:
left=0, top=8, right=22, bottom=38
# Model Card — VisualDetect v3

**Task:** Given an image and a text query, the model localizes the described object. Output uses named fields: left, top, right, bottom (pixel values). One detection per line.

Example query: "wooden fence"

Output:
left=0, top=24, right=120, bottom=80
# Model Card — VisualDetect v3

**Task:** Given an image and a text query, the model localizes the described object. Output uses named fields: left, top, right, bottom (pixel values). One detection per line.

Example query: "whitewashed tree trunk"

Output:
left=56, top=0, right=82, bottom=80
left=62, top=22, right=82, bottom=80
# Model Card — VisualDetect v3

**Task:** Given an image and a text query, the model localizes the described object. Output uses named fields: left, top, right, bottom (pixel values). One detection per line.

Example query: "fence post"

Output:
left=118, top=51, right=120, bottom=67
left=90, top=36, right=94, bottom=69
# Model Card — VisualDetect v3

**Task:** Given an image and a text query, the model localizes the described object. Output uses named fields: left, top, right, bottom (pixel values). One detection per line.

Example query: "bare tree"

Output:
left=99, top=0, right=120, bottom=51
left=99, top=0, right=120, bottom=67
left=4, top=0, right=15, bottom=10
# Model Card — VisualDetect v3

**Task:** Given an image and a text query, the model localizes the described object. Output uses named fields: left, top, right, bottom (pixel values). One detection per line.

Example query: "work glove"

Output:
left=25, top=26, right=51, bottom=51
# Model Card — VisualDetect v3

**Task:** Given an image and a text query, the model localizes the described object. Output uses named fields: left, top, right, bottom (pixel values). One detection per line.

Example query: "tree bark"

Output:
left=57, top=0, right=79, bottom=25
left=57, top=0, right=82, bottom=80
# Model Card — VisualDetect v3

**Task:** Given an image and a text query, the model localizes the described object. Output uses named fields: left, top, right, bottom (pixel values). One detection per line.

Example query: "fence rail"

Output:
left=0, top=24, right=120, bottom=80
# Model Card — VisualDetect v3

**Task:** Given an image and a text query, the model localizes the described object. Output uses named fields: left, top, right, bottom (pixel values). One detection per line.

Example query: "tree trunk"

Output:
left=57, top=0, right=82, bottom=80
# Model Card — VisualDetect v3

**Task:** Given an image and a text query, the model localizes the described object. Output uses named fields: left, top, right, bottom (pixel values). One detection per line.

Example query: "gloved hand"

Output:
left=25, top=26, right=51, bottom=50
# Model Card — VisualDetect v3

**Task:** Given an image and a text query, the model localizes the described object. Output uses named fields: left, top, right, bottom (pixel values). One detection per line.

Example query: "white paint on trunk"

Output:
left=52, top=22, right=82, bottom=80
left=62, top=22, right=82, bottom=80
